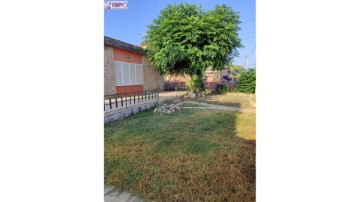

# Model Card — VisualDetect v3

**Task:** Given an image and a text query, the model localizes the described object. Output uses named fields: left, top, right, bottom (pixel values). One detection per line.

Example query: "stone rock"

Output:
left=189, top=92, right=196, bottom=98
left=154, top=103, right=181, bottom=115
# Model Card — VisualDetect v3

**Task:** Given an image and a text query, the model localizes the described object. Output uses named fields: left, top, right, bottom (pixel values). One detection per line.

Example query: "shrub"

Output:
left=234, top=68, right=256, bottom=93
left=215, top=83, right=228, bottom=94
left=185, top=80, right=193, bottom=92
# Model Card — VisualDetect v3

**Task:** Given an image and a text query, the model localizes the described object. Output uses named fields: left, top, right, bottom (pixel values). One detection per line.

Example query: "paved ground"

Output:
left=158, top=91, right=187, bottom=103
left=104, top=186, right=143, bottom=202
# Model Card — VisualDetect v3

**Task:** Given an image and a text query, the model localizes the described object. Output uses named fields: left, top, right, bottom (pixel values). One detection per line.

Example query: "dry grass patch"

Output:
left=105, top=108, right=255, bottom=201
left=191, top=93, right=256, bottom=109
left=179, top=102, right=205, bottom=108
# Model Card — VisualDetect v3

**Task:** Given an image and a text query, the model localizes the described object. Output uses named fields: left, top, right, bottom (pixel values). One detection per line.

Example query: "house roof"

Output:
left=104, top=36, right=145, bottom=55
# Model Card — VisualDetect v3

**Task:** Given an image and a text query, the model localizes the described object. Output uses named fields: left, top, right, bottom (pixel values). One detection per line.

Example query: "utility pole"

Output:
left=246, top=54, right=249, bottom=69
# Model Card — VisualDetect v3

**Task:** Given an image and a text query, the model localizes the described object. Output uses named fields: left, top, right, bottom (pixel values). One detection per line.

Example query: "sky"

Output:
left=104, top=0, right=255, bottom=68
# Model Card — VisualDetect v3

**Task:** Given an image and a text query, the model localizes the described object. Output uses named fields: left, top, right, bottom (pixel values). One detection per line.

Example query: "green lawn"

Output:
left=190, top=92, right=256, bottom=109
left=105, top=107, right=256, bottom=201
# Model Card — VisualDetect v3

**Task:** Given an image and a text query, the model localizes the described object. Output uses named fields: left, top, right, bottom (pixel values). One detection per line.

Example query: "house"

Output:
left=104, top=36, right=164, bottom=95
left=163, top=74, right=191, bottom=90
left=204, top=66, right=236, bottom=88
left=164, top=67, right=236, bottom=91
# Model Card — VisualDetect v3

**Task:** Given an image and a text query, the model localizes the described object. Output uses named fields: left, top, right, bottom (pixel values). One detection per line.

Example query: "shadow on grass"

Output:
left=104, top=107, right=256, bottom=201
left=188, top=92, right=256, bottom=109
left=188, top=97, right=241, bottom=108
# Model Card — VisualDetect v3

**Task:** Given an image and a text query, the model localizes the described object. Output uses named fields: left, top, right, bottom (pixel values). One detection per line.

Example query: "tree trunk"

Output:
left=190, top=73, right=205, bottom=96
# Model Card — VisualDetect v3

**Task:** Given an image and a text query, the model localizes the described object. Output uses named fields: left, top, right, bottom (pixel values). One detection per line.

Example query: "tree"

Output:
left=144, top=3, right=243, bottom=93
left=229, top=63, right=245, bottom=77
left=235, top=68, right=256, bottom=93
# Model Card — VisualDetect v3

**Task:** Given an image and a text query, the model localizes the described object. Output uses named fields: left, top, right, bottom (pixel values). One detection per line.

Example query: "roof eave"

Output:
left=104, top=36, right=145, bottom=55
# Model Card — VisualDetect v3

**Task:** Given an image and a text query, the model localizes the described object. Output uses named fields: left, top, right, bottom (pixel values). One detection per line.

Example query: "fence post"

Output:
left=109, top=97, right=112, bottom=110
left=105, top=89, right=164, bottom=111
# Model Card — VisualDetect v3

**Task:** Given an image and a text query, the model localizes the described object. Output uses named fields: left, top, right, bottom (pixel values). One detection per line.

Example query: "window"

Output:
left=115, top=61, right=143, bottom=86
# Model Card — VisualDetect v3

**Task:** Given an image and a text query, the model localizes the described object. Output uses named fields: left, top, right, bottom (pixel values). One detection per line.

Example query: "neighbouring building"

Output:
left=164, top=67, right=236, bottom=91
left=104, top=36, right=164, bottom=95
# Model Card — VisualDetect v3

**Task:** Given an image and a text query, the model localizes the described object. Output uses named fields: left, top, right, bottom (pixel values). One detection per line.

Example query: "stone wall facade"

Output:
left=104, top=101, right=158, bottom=123
left=142, top=55, right=165, bottom=91
left=104, top=46, right=116, bottom=95
left=105, top=45, right=164, bottom=95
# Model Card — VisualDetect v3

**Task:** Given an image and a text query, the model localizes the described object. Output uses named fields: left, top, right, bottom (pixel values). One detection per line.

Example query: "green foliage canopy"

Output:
left=229, top=63, right=245, bottom=77
left=144, top=3, right=243, bottom=77
left=235, top=68, right=256, bottom=93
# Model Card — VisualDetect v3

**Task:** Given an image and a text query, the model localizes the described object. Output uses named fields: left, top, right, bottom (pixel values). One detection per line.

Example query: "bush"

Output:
left=234, top=68, right=256, bottom=93
left=185, top=80, right=194, bottom=92
left=215, top=83, right=228, bottom=94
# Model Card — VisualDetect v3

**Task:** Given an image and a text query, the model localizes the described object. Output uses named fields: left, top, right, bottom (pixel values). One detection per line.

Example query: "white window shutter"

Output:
left=122, top=63, right=130, bottom=85
left=115, top=61, right=123, bottom=86
left=135, top=64, right=143, bottom=84
left=115, top=62, right=143, bottom=86
left=129, top=64, right=136, bottom=85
